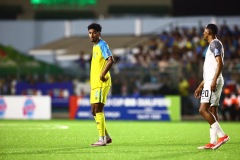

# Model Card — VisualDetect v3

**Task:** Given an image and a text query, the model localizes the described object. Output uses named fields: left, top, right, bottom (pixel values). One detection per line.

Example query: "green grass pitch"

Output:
left=0, top=120, right=239, bottom=160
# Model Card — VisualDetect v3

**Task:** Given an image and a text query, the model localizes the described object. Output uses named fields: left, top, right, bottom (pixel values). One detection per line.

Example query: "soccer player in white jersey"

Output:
left=194, top=24, right=229, bottom=150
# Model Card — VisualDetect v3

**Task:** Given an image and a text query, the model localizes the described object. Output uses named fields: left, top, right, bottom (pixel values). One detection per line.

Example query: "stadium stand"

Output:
left=0, top=0, right=240, bottom=120
left=0, top=44, right=64, bottom=79
left=29, top=35, right=151, bottom=57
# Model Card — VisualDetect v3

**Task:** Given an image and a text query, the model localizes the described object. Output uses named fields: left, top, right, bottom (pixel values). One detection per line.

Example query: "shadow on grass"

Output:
left=0, top=146, right=89, bottom=155
left=133, top=150, right=205, bottom=160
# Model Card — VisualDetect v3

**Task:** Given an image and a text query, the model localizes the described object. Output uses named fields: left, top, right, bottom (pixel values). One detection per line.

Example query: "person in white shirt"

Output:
left=194, top=24, right=229, bottom=150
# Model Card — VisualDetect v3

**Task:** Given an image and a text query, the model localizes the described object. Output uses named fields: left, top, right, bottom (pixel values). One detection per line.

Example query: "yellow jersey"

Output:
left=90, top=39, right=112, bottom=89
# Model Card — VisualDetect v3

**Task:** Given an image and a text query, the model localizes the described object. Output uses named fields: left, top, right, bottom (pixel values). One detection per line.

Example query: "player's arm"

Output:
left=100, top=56, right=114, bottom=82
left=194, top=80, right=204, bottom=98
left=210, top=41, right=224, bottom=92
left=211, top=55, right=223, bottom=92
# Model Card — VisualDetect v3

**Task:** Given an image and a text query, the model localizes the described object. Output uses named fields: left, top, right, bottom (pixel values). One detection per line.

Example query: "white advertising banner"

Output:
left=0, top=96, right=51, bottom=120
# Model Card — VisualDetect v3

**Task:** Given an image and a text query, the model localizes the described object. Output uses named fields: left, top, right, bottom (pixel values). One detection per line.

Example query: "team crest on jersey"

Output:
left=107, top=49, right=111, bottom=56
left=95, top=90, right=99, bottom=100
left=214, top=48, right=219, bottom=54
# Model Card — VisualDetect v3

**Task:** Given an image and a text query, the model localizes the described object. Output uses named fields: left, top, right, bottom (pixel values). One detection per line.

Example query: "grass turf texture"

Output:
left=0, top=120, right=239, bottom=160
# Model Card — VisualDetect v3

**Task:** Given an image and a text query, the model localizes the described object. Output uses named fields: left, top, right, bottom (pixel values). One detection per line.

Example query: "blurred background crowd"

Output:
left=0, top=0, right=240, bottom=121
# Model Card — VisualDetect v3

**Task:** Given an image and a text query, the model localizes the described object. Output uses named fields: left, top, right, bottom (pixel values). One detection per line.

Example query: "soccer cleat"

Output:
left=106, top=137, right=112, bottom=144
left=212, top=135, right=230, bottom=150
left=90, top=140, right=106, bottom=147
left=198, top=143, right=215, bottom=149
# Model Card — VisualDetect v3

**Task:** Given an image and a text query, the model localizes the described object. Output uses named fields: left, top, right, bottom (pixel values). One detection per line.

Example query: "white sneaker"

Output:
left=90, top=140, right=106, bottom=147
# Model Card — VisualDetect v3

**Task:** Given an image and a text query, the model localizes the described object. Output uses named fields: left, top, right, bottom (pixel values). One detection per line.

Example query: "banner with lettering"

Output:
left=69, top=96, right=180, bottom=121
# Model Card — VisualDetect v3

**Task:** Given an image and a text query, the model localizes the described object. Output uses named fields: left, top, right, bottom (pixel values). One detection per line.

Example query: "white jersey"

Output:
left=203, top=39, right=224, bottom=83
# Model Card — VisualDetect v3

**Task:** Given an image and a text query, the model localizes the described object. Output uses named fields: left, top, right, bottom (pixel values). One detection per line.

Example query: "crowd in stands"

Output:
left=222, top=88, right=240, bottom=121
left=1, top=24, right=240, bottom=120
left=111, top=23, right=240, bottom=118
left=62, top=23, right=240, bottom=118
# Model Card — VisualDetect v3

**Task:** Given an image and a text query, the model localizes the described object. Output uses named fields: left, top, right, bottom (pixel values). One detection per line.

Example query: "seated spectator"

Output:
left=222, top=88, right=238, bottom=121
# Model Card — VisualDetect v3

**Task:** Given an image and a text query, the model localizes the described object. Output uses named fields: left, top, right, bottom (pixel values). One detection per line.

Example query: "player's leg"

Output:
left=90, top=88, right=106, bottom=146
left=102, top=113, right=112, bottom=144
left=90, top=87, right=111, bottom=146
left=199, top=103, right=216, bottom=124
left=209, top=106, right=218, bottom=146
left=198, top=103, right=217, bottom=149
left=210, top=83, right=229, bottom=150
left=198, top=83, right=228, bottom=149
left=91, top=104, right=111, bottom=143
left=210, top=106, right=219, bottom=121
left=100, top=87, right=112, bottom=144
left=95, top=103, right=106, bottom=140
left=90, top=102, right=106, bottom=146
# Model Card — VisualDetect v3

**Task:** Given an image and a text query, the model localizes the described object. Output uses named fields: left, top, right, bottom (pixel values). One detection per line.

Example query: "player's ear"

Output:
left=208, top=30, right=213, bottom=35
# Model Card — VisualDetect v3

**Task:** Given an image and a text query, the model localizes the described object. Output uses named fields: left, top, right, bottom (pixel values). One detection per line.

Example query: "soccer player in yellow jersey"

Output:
left=88, top=23, right=114, bottom=147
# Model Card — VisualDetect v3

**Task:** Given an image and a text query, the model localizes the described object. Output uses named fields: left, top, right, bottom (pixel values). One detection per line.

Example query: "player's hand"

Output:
left=211, top=82, right=217, bottom=92
left=100, top=75, right=108, bottom=82
left=194, top=87, right=202, bottom=98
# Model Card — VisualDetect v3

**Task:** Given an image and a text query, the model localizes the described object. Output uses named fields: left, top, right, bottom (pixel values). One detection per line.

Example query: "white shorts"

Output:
left=200, top=82, right=223, bottom=106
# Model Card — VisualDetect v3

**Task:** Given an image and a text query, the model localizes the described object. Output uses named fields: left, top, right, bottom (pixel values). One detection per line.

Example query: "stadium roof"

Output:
left=29, top=35, right=150, bottom=61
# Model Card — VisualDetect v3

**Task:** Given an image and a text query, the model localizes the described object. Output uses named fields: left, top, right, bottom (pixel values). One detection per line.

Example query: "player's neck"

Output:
left=94, top=39, right=100, bottom=45
left=208, top=36, right=217, bottom=44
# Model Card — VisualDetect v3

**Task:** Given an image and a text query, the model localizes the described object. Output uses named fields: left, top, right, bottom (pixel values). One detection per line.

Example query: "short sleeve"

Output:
left=100, top=43, right=113, bottom=59
left=209, top=40, right=223, bottom=57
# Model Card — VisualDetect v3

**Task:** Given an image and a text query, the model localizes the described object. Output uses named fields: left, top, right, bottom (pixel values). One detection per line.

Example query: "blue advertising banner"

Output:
left=70, top=96, right=180, bottom=121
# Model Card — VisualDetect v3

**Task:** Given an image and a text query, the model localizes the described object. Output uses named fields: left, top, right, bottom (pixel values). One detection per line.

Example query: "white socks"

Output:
left=99, top=136, right=105, bottom=142
left=210, top=127, right=217, bottom=144
left=211, top=122, right=225, bottom=138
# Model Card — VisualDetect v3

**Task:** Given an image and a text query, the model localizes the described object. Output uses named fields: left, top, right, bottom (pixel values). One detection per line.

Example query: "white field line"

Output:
left=0, top=124, right=69, bottom=130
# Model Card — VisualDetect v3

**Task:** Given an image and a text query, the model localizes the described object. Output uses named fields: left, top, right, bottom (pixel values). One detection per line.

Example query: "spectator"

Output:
left=222, top=88, right=237, bottom=121
left=235, top=89, right=240, bottom=121
left=178, top=76, right=193, bottom=115
left=75, top=51, right=88, bottom=82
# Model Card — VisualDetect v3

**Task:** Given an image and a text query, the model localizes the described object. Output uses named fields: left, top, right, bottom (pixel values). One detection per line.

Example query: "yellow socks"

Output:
left=94, top=114, right=109, bottom=137
left=102, top=113, right=109, bottom=136
left=95, top=112, right=106, bottom=137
